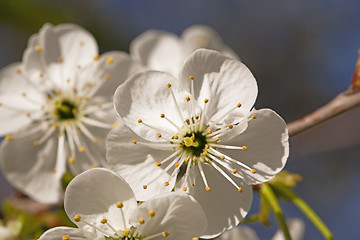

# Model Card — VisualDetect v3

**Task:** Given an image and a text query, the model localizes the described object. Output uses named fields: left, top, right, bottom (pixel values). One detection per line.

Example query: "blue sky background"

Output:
left=0, top=0, right=360, bottom=239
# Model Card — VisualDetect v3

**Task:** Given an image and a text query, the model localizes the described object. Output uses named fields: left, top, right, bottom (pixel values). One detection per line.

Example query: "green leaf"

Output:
left=272, top=185, right=335, bottom=240
left=260, top=183, right=292, bottom=240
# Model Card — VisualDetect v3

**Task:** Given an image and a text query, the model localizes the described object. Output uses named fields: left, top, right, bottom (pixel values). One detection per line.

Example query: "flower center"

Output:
left=55, top=99, right=77, bottom=120
left=182, top=132, right=207, bottom=157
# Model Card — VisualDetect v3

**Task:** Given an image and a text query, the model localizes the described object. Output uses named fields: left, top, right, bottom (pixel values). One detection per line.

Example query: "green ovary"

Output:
left=55, top=99, right=77, bottom=120
left=182, top=132, right=207, bottom=157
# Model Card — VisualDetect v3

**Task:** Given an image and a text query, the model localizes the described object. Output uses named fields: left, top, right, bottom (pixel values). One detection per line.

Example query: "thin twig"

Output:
left=287, top=88, right=360, bottom=137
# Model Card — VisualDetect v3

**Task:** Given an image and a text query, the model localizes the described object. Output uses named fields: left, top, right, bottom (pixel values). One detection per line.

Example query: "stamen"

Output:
left=252, top=114, right=257, bottom=119
left=82, top=117, right=113, bottom=129
left=139, top=217, right=145, bottom=224
left=148, top=210, right=155, bottom=217
left=209, top=159, right=242, bottom=192
left=117, top=201, right=127, bottom=230
left=208, top=143, right=246, bottom=150
left=197, top=163, right=210, bottom=191
left=167, top=83, right=184, bottom=122
left=208, top=147, right=253, bottom=172
left=5, top=135, right=12, bottom=141
left=106, top=57, right=114, bottom=64
left=62, top=235, right=69, bottom=240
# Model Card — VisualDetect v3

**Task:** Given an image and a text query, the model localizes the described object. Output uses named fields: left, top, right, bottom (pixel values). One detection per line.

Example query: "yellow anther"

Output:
left=192, top=156, right=197, bottom=162
left=93, top=54, right=99, bottom=60
left=92, top=139, right=98, bottom=144
left=192, top=238, right=199, bottom=240
left=192, top=183, right=196, bottom=186
left=72, top=87, right=77, bottom=92
left=80, top=41, right=84, bottom=46
left=98, top=104, right=102, bottom=108
left=52, top=123, right=58, bottom=128
left=148, top=210, right=155, bottom=217
left=116, top=202, right=124, bottom=208
left=52, top=168, right=56, bottom=174
left=72, top=108, right=77, bottom=115
left=66, top=120, right=71, bottom=125
left=21, top=92, right=26, bottom=97
left=55, top=90, right=61, bottom=95
left=167, top=83, right=172, bottom=88
left=87, top=82, right=92, bottom=87
left=186, top=96, right=190, bottom=101
left=124, top=229, right=130, bottom=235
left=195, top=115, right=199, bottom=120
left=173, top=135, right=178, bottom=139
left=35, top=45, right=42, bottom=52
left=84, top=96, right=89, bottom=101
left=205, top=158, right=210, bottom=163
left=132, top=140, right=137, bottom=144
left=26, top=113, right=31, bottom=117
left=237, top=103, right=242, bottom=108
left=215, top=137, right=220, bottom=142
left=16, top=68, right=21, bottom=74
left=91, top=164, right=99, bottom=168
left=164, top=182, right=169, bottom=186
left=205, top=186, right=211, bottom=191
left=185, top=157, right=190, bottom=162
left=162, top=232, right=170, bottom=237
left=204, top=98, right=209, bottom=103
left=242, top=146, right=247, bottom=151
left=232, top=169, right=237, bottom=174
left=208, top=129, right=212, bottom=134
left=228, top=124, right=233, bottom=129
left=178, top=143, right=183, bottom=147
left=238, top=188, right=243, bottom=193
left=106, top=57, right=114, bottom=64
left=157, top=133, right=162, bottom=138
left=105, top=73, right=111, bottom=79
left=78, top=146, right=85, bottom=152
left=68, top=157, right=76, bottom=164
left=221, top=155, right=225, bottom=160
left=100, top=218, right=107, bottom=224
left=41, top=105, right=45, bottom=110
left=143, top=185, right=147, bottom=189
left=62, top=235, right=70, bottom=240
left=57, top=56, right=63, bottom=62
left=205, top=144, right=209, bottom=149
left=5, top=135, right=12, bottom=141
left=74, top=215, right=81, bottom=222
left=66, top=78, right=70, bottom=83
left=139, top=217, right=145, bottom=224
left=57, top=133, right=63, bottom=138
left=33, top=141, right=39, bottom=146
left=252, top=114, right=257, bottom=119
left=138, top=119, right=143, bottom=123
left=202, top=152, right=207, bottom=156
left=77, top=65, right=81, bottom=69
left=251, top=169, right=257, bottom=174
left=185, top=118, right=190, bottom=123
left=190, top=136, right=195, bottom=141
left=0, top=102, right=2, bottom=107
left=175, top=163, right=180, bottom=167
left=160, top=113, right=165, bottom=118
left=189, top=75, right=194, bottom=80
left=156, top=162, right=162, bottom=167
left=46, top=96, right=52, bottom=101
left=183, top=187, right=187, bottom=191
left=112, top=123, right=118, bottom=128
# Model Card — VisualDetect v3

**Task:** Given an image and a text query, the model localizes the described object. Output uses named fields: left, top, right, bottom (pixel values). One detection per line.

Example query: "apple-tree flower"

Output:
left=130, top=25, right=239, bottom=77
left=107, top=49, right=289, bottom=237
left=0, top=23, right=143, bottom=204
left=38, top=168, right=207, bottom=240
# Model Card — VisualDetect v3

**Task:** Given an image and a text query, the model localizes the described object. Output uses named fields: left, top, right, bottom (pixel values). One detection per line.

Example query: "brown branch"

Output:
left=287, top=88, right=360, bottom=137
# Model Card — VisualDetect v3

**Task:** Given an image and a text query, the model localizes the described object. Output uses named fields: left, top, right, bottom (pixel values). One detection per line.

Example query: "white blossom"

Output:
left=0, top=23, right=143, bottom=204
left=38, top=168, right=207, bottom=240
left=107, top=49, right=289, bottom=237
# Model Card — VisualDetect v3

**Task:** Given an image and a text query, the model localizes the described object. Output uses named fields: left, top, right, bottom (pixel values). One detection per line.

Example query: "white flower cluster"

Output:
left=0, top=24, right=289, bottom=239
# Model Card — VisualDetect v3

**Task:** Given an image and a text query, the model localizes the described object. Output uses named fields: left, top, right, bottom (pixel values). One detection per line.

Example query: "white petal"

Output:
left=34, top=23, right=98, bottom=88
left=114, top=71, right=187, bottom=142
left=188, top=164, right=253, bottom=238
left=106, top=123, right=174, bottom=201
left=130, top=30, right=183, bottom=76
left=219, top=225, right=259, bottom=240
left=179, top=49, right=257, bottom=124
left=181, top=25, right=239, bottom=60
left=271, top=218, right=305, bottom=240
left=0, top=123, right=64, bottom=204
left=0, top=63, right=44, bottom=135
left=64, top=168, right=137, bottom=233
left=76, top=51, right=144, bottom=99
left=129, top=192, right=207, bottom=240
left=39, top=227, right=89, bottom=240
left=221, top=109, right=289, bottom=185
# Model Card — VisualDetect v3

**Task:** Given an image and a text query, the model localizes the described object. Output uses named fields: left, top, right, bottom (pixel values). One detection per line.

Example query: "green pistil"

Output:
left=182, top=132, right=207, bottom=157
left=55, top=99, right=76, bottom=120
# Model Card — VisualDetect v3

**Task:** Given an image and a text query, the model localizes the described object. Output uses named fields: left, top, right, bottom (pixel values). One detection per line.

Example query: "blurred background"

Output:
left=0, top=0, right=359, bottom=239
